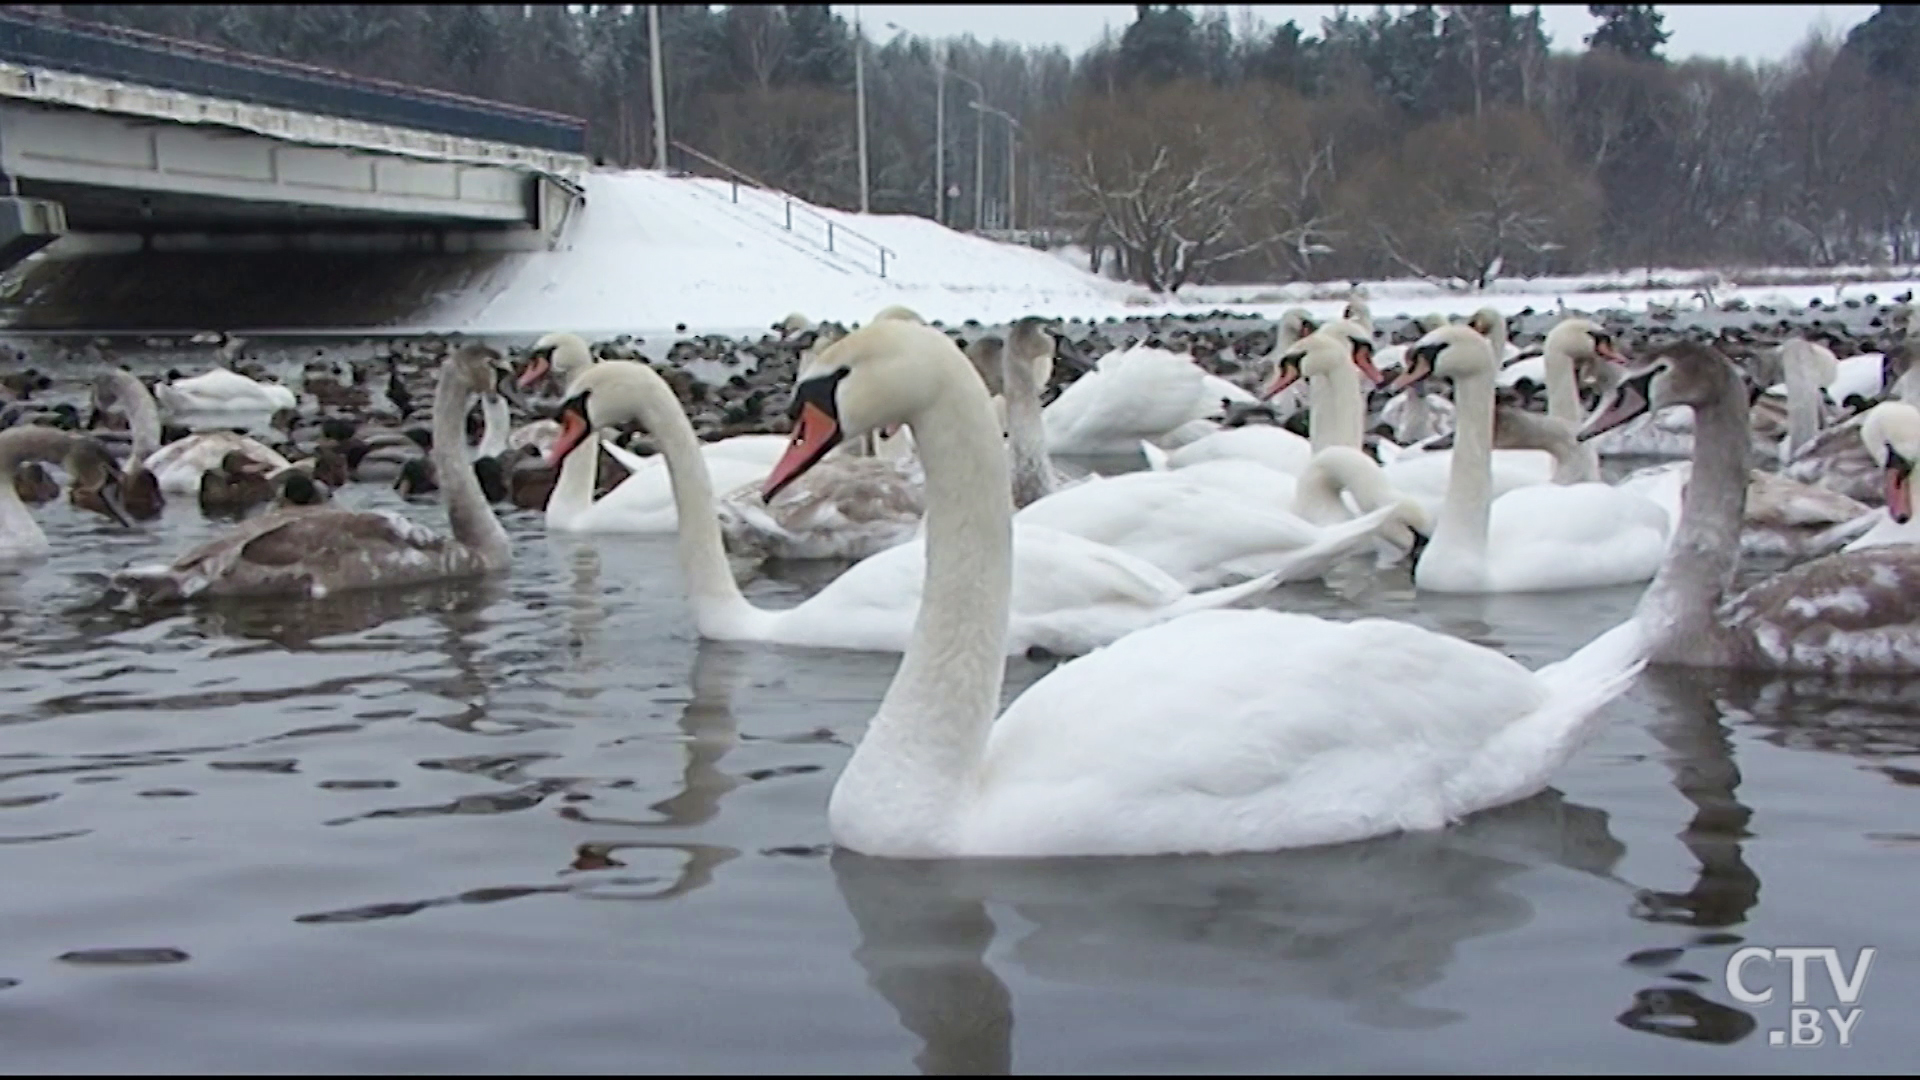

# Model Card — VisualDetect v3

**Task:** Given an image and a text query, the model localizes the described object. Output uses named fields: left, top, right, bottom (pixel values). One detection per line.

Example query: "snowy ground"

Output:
left=418, top=167, right=1920, bottom=337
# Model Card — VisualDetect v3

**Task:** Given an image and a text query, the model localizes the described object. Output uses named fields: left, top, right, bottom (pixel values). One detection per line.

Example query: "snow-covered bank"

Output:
left=425, top=169, right=1138, bottom=335
left=420, top=167, right=1920, bottom=337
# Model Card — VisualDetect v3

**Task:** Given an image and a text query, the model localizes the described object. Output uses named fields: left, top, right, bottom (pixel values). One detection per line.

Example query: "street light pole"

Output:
left=969, top=101, right=1022, bottom=232
left=934, top=47, right=945, bottom=224
left=648, top=4, right=667, bottom=171
left=854, top=6, right=869, bottom=214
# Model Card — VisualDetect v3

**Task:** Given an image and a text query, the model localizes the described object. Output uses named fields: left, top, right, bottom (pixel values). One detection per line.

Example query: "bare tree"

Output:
left=1341, top=108, right=1600, bottom=286
left=1049, top=81, right=1291, bottom=292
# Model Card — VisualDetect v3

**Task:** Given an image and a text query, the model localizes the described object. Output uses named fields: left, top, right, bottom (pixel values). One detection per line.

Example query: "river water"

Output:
left=0, top=369, right=1915, bottom=1071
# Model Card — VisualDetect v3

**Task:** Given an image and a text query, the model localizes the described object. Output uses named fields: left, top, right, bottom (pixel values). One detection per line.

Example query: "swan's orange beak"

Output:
left=1578, top=365, right=1659, bottom=441
left=765, top=401, right=841, bottom=501
left=546, top=404, right=590, bottom=468
left=1260, top=363, right=1301, bottom=401
left=1351, top=341, right=1384, bottom=386
left=1888, top=456, right=1913, bottom=524
left=516, top=352, right=552, bottom=391
left=1595, top=338, right=1627, bottom=365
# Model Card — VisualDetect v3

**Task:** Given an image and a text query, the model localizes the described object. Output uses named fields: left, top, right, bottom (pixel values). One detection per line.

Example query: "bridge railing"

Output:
left=0, top=7, right=588, bottom=154
left=668, top=140, right=896, bottom=279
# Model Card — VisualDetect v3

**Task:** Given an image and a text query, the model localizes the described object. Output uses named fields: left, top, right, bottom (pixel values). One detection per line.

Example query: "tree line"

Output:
left=34, top=4, right=1920, bottom=291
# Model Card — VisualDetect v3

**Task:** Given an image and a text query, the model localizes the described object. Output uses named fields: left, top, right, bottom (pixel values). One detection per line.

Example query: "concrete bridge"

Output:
left=0, top=9, right=591, bottom=275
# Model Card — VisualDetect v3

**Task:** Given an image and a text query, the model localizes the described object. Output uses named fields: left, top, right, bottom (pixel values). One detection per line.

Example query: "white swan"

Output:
left=754, top=313, right=1649, bottom=858
left=1843, top=400, right=1920, bottom=552
left=548, top=348, right=1279, bottom=657
left=519, top=331, right=790, bottom=471
left=1580, top=341, right=1920, bottom=675
left=1042, top=343, right=1250, bottom=456
left=1275, top=322, right=1555, bottom=514
left=111, top=346, right=514, bottom=604
left=1392, top=325, right=1670, bottom=593
left=523, top=332, right=787, bottom=535
left=154, top=366, right=296, bottom=414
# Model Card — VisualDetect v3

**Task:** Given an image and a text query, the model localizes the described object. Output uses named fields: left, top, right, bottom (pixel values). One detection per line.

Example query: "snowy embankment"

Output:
left=421, top=167, right=1920, bottom=336
left=424, top=169, right=1139, bottom=335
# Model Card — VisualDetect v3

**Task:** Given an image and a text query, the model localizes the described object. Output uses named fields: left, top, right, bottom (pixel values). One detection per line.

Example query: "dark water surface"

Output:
left=0, top=460, right=1916, bottom=1072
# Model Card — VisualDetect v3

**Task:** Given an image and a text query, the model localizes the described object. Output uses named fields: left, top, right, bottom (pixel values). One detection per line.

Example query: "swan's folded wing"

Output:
left=1722, top=546, right=1920, bottom=674
left=1008, top=524, right=1193, bottom=610
left=971, top=611, right=1550, bottom=855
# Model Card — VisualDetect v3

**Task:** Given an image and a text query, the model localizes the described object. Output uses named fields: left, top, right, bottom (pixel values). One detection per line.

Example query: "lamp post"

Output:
left=948, top=69, right=987, bottom=231
left=854, top=6, right=869, bottom=214
left=886, top=22, right=946, bottom=225
left=969, top=101, right=1022, bottom=232
left=648, top=4, right=667, bottom=170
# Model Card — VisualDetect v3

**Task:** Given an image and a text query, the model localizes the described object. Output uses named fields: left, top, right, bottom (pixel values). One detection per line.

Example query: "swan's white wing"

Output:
left=962, top=610, right=1555, bottom=856
left=1015, top=473, right=1332, bottom=588
left=1043, top=346, right=1217, bottom=454
left=1477, top=483, right=1671, bottom=591
left=1164, top=426, right=1314, bottom=477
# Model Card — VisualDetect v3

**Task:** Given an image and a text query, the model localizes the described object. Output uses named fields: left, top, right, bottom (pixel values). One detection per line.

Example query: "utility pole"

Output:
left=933, top=47, right=946, bottom=224
left=855, top=6, right=870, bottom=214
left=973, top=91, right=984, bottom=230
left=648, top=4, right=667, bottom=171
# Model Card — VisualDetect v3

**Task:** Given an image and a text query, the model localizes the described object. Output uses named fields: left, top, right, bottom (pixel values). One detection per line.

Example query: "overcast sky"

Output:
left=831, top=5, right=1877, bottom=64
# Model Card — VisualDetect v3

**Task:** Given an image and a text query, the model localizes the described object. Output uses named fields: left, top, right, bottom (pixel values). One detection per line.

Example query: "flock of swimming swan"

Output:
left=4, top=298, right=1920, bottom=860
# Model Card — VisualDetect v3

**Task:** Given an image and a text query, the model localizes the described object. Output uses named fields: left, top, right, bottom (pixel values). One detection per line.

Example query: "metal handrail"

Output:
left=670, top=139, right=896, bottom=279
left=0, top=6, right=588, bottom=151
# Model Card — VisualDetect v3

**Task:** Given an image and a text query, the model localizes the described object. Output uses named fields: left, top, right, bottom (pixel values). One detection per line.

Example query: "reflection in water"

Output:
left=1614, top=668, right=1767, bottom=1045
left=296, top=641, right=751, bottom=923
left=833, top=791, right=1625, bottom=1073
left=1631, top=669, right=1762, bottom=930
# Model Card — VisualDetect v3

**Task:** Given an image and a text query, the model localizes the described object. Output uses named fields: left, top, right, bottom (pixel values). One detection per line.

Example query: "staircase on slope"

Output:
left=668, top=141, right=896, bottom=280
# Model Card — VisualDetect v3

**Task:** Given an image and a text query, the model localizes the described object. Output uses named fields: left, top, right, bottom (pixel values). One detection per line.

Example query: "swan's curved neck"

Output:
left=0, top=427, right=71, bottom=475
left=1538, top=346, right=1602, bottom=481
left=1782, top=355, right=1824, bottom=459
left=1642, top=379, right=1748, bottom=664
left=1431, top=370, right=1496, bottom=573
left=597, top=365, right=766, bottom=637
left=1541, top=341, right=1584, bottom=427
left=835, top=359, right=1012, bottom=853
left=430, top=373, right=510, bottom=566
left=107, top=372, right=163, bottom=465
left=0, top=428, right=68, bottom=552
left=1002, top=346, right=1054, bottom=508
left=1498, top=408, right=1597, bottom=485
left=1307, top=360, right=1365, bottom=453
left=475, top=395, right=511, bottom=459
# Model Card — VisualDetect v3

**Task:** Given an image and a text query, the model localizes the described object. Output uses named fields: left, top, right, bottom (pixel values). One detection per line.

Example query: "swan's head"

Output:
left=1007, top=316, right=1057, bottom=388
left=1545, top=318, right=1626, bottom=366
left=764, top=320, right=966, bottom=500
left=1276, top=308, right=1319, bottom=349
left=1390, top=324, right=1497, bottom=392
left=1465, top=307, right=1508, bottom=347
left=1260, top=322, right=1380, bottom=400
left=1862, top=401, right=1920, bottom=523
left=777, top=312, right=812, bottom=335
left=1578, top=340, right=1740, bottom=443
left=1342, top=296, right=1374, bottom=333
left=518, top=332, right=593, bottom=393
